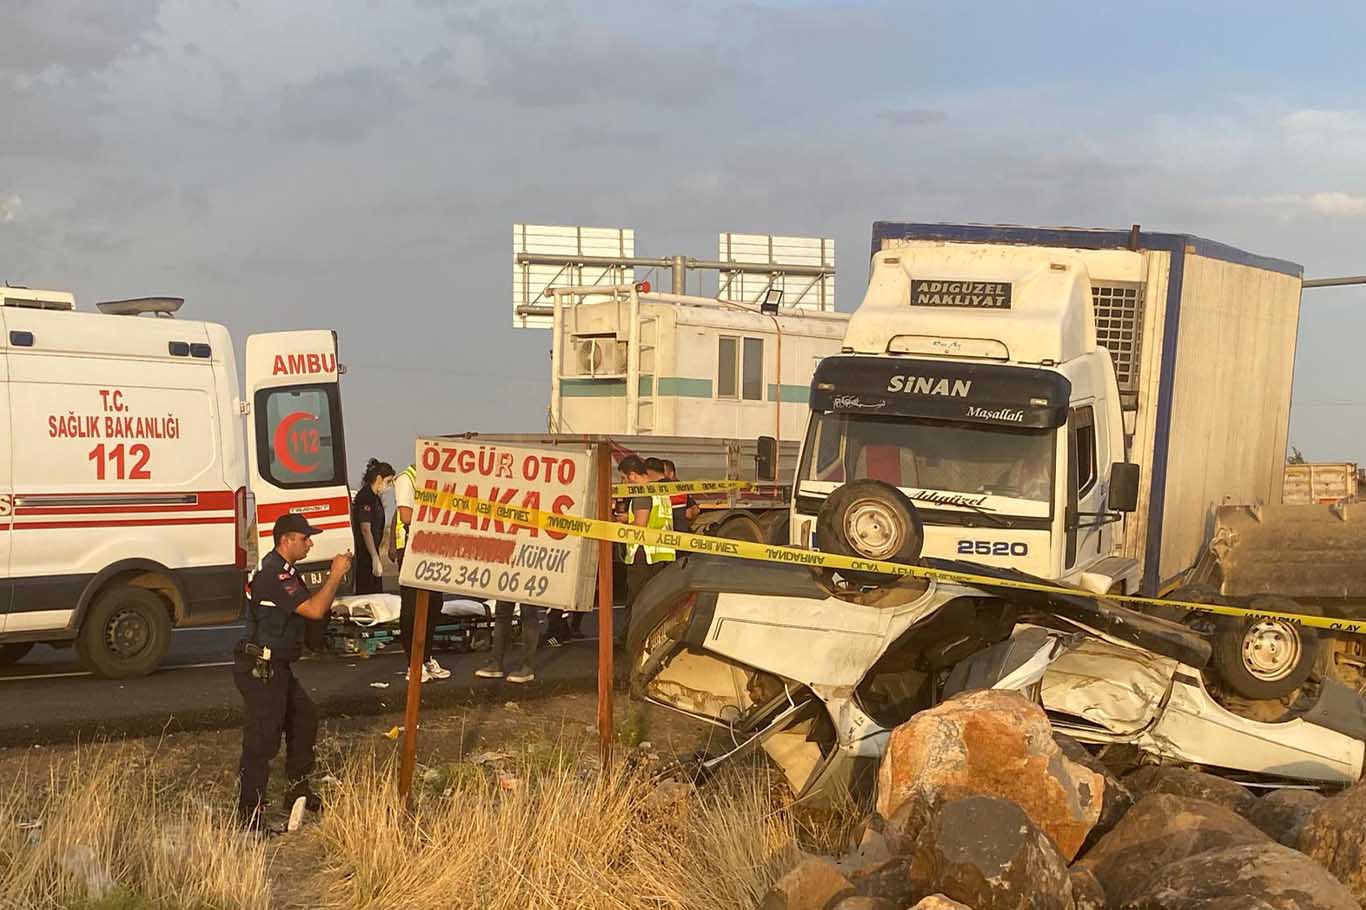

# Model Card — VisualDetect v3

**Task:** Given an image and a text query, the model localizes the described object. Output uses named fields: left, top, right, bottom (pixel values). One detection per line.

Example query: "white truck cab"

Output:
left=0, top=289, right=350, bottom=676
left=791, top=242, right=1141, bottom=592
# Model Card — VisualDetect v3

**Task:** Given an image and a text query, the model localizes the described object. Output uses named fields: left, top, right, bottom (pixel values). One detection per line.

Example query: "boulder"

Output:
left=876, top=689, right=1104, bottom=860
left=1077, top=793, right=1270, bottom=906
left=759, top=854, right=855, bottom=910
left=906, top=898, right=973, bottom=910
left=907, top=796, right=1073, bottom=910
left=842, top=858, right=917, bottom=909
left=1121, top=842, right=1358, bottom=910
left=1123, top=765, right=1255, bottom=816
left=1247, top=788, right=1324, bottom=847
left=829, top=898, right=896, bottom=910
left=1069, top=867, right=1106, bottom=910
left=834, top=826, right=893, bottom=877
left=1054, top=734, right=1135, bottom=849
left=1298, top=780, right=1366, bottom=902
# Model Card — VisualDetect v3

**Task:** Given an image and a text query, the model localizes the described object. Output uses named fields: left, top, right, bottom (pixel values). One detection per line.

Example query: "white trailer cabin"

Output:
left=549, top=287, right=848, bottom=443
left=871, top=224, right=1303, bottom=593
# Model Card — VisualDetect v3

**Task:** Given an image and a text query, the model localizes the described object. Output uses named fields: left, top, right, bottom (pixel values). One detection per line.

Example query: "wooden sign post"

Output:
left=397, top=588, right=430, bottom=805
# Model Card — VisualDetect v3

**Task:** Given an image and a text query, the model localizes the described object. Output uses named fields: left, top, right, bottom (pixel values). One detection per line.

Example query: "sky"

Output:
left=3, top=0, right=1365, bottom=476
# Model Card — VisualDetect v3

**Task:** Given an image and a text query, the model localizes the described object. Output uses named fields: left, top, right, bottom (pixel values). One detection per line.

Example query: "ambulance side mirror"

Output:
left=1108, top=462, right=1140, bottom=513
left=756, top=436, right=778, bottom=482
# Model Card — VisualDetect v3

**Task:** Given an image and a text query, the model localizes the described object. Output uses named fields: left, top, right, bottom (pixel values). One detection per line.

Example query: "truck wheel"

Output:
left=762, top=512, right=791, bottom=546
left=0, top=642, right=35, bottom=666
left=1212, top=596, right=1320, bottom=700
left=816, top=480, right=923, bottom=585
left=76, top=585, right=173, bottom=679
left=714, top=515, right=765, bottom=543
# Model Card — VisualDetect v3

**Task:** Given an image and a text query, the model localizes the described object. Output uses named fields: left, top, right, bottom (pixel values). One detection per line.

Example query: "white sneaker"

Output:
left=405, top=664, right=433, bottom=684
left=425, top=658, right=451, bottom=680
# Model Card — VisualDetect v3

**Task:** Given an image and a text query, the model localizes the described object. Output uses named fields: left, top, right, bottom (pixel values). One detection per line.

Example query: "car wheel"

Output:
left=76, top=585, right=173, bottom=679
left=815, top=480, right=924, bottom=585
left=0, top=642, right=35, bottom=666
left=1211, top=596, right=1320, bottom=700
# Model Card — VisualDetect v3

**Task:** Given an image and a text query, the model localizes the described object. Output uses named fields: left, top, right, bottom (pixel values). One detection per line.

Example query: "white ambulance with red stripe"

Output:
left=0, top=289, right=350, bottom=677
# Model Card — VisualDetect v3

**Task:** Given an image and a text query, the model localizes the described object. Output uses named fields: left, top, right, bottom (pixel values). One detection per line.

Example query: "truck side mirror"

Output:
left=1108, top=462, right=1140, bottom=513
left=756, top=436, right=778, bottom=482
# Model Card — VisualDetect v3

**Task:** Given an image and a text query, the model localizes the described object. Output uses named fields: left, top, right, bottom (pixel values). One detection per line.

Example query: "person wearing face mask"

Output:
left=351, top=459, right=396, bottom=596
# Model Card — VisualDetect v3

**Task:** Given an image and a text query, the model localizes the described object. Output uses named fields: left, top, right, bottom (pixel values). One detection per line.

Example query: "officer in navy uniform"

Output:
left=234, top=513, right=352, bottom=831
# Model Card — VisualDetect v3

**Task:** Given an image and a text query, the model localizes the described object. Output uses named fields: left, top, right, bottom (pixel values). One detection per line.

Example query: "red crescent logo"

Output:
left=273, top=411, right=320, bottom=474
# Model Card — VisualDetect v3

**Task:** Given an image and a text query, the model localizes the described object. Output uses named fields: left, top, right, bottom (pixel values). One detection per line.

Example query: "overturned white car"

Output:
left=626, top=484, right=1366, bottom=804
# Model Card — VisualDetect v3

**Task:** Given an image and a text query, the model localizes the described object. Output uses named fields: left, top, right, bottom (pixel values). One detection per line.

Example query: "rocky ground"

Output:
left=759, top=689, right=1366, bottom=910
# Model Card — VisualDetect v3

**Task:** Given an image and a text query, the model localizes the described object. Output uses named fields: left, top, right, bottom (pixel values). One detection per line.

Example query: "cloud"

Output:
left=275, top=66, right=408, bottom=144
left=0, top=0, right=162, bottom=76
left=878, top=108, right=948, bottom=127
left=0, top=194, right=21, bottom=223
left=445, top=25, right=742, bottom=109
left=1260, top=192, right=1366, bottom=217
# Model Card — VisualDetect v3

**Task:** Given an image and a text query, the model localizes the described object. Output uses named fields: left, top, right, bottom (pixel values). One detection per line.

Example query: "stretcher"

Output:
left=324, top=594, right=517, bottom=658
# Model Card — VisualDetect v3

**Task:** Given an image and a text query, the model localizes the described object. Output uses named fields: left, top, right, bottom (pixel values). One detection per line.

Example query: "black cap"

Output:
left=273, top=513, right=323, bottom=540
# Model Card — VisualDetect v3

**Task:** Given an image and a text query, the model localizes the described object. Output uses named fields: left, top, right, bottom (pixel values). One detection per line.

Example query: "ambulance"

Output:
left=0, top=288, right=351, bottom=677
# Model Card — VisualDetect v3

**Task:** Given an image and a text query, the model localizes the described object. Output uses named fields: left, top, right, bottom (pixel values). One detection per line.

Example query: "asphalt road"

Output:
left=0, top=613, right=615, bottom=748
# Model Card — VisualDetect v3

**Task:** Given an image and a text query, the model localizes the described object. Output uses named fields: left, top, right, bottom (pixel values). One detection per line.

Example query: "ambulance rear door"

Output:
left=0, top=309, right=11, bottom=627
left=244, top=331, right=351, bottom=588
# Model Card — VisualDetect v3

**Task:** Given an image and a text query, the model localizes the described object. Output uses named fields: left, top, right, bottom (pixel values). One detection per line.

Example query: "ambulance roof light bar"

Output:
left=95, top=296, right=184, bottom=317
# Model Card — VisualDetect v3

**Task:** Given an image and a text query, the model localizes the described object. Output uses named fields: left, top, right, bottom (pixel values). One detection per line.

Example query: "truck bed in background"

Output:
left=441, top=432, right=799, bottom=511
left=1283, top=462, right=1360, bottom=505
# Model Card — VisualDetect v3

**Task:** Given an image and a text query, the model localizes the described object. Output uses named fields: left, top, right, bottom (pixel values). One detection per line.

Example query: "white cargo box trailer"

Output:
left=549, top=287, right=848, bottom=444
left=870, top=224, right=1303, bottom=593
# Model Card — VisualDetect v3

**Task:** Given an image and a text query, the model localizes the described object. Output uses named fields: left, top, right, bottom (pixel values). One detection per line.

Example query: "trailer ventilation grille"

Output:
left=1092, top=283, right=1145, bottom=394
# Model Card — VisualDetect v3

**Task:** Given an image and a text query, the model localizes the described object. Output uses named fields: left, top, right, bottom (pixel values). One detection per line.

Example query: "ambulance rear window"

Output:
left=255, top=384, right=347, bottom=488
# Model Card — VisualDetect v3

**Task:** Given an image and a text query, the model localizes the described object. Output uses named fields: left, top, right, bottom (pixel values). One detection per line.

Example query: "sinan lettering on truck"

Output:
left=0, top=290, right=349, bottom=679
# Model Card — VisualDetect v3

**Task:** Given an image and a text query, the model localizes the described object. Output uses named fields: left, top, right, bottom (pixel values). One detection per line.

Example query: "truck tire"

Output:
left=1211, top=596, right=1320, bottom=700
left=0, top=642, right=35, bottom=666
left=762, top=512, right=791, bottom=546
left=714, top=515, right=765, bottom=543
left=815, top=480, right=923, bottom=585
left=76, top=585, right=173, bottom=679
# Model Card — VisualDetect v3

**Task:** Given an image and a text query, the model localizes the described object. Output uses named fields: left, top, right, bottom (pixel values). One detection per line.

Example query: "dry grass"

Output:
left=316, top=748, right=803, bottom=910
left=0, top=745, right=270, bottom=910
left=0, top=724, right=844, bottom=908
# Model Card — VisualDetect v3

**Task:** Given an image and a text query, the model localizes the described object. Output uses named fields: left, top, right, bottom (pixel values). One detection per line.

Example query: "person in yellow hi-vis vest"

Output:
left=616, top=456, right=676, bottom=640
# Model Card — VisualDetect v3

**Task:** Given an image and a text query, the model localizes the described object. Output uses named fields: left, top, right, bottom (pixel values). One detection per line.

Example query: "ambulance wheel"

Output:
left=816, top=480, right=923, bottom=586
left=77, top=586, right=173, bottom=679
left=1212, top=597, right=1320, bottom=700
left=0, top=642, right=34, bottom=666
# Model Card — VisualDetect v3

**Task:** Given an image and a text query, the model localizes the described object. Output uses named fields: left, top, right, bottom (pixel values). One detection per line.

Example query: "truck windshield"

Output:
left=799, top=412, right=1055, bottom=509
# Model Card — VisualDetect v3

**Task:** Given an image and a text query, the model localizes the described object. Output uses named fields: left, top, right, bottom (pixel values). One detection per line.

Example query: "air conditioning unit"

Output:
left=573, top=338, right=626, bottom=376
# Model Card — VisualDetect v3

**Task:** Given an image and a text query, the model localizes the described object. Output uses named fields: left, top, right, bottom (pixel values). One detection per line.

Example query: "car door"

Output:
left=244, top=331, right=351, bottom=589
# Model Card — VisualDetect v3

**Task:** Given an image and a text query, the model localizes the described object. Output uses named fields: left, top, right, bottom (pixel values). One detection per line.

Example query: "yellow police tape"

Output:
left=610, top=479, right=758, bottom=497
left=413, top=489, right=1364, bottom=636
